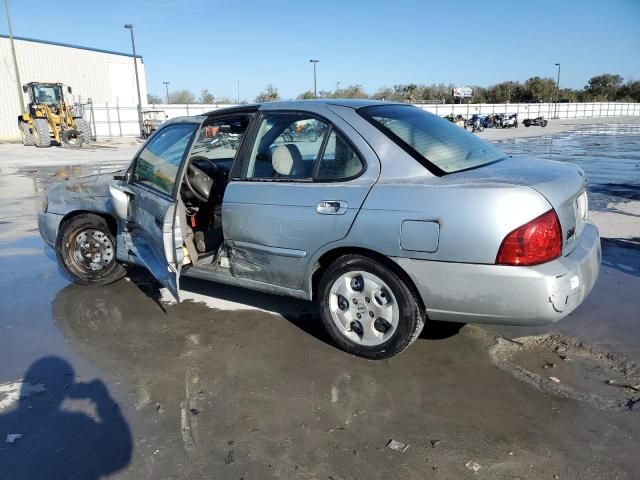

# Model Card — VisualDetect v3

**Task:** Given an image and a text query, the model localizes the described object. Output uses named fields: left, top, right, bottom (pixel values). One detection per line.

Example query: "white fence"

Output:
left=73, top=101, right=640, bottom=140
left=414, top=102, right=640, bottom=119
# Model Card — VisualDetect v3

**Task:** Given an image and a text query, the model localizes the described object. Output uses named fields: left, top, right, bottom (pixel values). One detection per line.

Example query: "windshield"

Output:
left=359, top=104, right=506, bottom=175
left=33, top=84, right=63, bottom=105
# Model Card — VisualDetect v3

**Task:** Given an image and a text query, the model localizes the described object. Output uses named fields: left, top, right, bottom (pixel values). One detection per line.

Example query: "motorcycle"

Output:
left=501, top=113, right=518, bottom=129
left=465, top=114, right=485, bottom=133
left=483, top=114, right=498, bottom=128
left=523, top=116, right=548, bottom=127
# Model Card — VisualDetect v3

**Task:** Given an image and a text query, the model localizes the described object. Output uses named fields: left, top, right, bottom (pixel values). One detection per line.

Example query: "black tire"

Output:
left=75, top=118, right=92, bottom=144
left=541, top=120, right=548, bottom=127
left=19, top=122, right=35, bottom=146
left=33, top=118, right=51, bottom=148
left=61, top=129, right=84, bottom=149
left=317, top=254, right=425, bottom=359
left=56, top=213, right=126, bottom=286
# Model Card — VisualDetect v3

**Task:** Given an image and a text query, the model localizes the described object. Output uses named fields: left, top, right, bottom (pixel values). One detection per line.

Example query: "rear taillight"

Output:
left=496, top=209, right=562, bottom=266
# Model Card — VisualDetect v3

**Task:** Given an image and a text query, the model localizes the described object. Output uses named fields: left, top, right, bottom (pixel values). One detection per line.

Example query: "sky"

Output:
left=2, top=0, right=639, bottom=101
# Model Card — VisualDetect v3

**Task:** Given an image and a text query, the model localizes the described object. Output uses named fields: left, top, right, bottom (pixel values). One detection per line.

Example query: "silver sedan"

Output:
left=38, top=100, right=600, bottom=359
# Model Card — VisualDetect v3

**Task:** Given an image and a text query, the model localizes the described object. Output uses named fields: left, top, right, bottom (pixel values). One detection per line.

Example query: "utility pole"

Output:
left=237, top=79, right=240, bottom=104
left=163, top=81, right=170, bottom=103
left=554, top=63, right=561, bottom=119
left=309, top=59, right=319, bottom=97
left=124, top=24, right=143, bottom=137
left=336, top=81, right=340, bottom=92
left=3, top=0, right=24, bottom=112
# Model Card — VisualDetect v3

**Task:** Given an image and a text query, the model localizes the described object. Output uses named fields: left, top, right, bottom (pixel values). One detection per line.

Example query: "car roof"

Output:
left=260, top=98, right=402, bottom=109
left=203, top=99, right=404, bottom=118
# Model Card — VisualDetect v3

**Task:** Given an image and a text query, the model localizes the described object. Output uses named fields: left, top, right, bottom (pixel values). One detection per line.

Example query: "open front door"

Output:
left=110, top=121, right=199, bottom=301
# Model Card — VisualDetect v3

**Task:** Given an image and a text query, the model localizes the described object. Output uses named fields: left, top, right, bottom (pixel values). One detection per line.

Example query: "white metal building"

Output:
left=0, top=34, right=147, bottom=141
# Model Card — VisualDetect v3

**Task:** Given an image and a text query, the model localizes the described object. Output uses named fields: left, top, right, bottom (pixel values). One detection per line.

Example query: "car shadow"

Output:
left=127, top=267, right=463, bottom=350
left=0, top=356, right=132, bottom=480
left=601, top=237, right=640, bottom=278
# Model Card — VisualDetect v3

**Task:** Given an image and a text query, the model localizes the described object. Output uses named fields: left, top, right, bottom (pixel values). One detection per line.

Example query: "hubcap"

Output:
left=328, top=271, right=399, bottom=346
left=72, top=229, right=114, bottom=272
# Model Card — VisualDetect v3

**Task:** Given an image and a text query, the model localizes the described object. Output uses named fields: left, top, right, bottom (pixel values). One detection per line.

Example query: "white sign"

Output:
left=452, top=87, right=473, bottom=98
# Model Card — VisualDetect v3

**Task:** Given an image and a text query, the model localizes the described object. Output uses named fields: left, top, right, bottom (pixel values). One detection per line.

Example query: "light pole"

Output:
left=237, top=79, right=240, bottom=104
left=162, top=81, right=170, bottom=104
left=3, top=0, right=24, bottom=112
left=124, top=24, right=143, bottom=137
left=554, top=63, right=561, bottom=119
left=336, top=81, right=340, bottom=92
left=309, top=59, right=319, bottom=97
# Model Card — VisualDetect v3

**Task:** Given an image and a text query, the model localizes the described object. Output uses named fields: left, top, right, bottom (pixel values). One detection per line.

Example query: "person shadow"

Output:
left=0, top=357, right=132, bottom=480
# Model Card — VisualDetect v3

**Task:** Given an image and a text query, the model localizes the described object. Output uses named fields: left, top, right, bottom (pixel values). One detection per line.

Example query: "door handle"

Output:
left=317, top=200, right=348, bottom=215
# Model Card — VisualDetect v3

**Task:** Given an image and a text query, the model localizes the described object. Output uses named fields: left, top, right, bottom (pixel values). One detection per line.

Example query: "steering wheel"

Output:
left=184, top=156, right=218, bottom=203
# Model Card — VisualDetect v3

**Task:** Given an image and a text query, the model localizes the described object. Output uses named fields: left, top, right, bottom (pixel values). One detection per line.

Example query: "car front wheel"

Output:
left=56, top=213, right=126, bottom=285
left=318, top=255, right=425, bottom=359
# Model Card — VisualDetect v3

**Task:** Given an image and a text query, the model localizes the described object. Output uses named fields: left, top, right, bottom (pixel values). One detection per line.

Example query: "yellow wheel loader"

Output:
left=18, top=82, right=91, bottom=148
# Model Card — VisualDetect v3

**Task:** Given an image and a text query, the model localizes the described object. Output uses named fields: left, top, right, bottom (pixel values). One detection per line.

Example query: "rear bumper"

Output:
left=394, top=222, right=601, bottom=326
left=38, top=211, right=64, bottom=247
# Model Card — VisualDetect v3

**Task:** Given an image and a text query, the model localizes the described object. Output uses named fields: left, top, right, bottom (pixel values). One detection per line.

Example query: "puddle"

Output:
left=490, top=334, right=640, bottom=411
left=494, top=122, right=640, bottom=211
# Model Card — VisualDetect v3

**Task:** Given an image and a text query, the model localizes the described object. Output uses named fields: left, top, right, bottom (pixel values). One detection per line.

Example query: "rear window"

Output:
left=359, top=104, right=506, bottom=175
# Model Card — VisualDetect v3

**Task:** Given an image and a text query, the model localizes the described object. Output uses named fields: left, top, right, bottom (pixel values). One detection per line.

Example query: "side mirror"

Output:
left=67, top=87, right=73, bottom=94
left=22, top=85, right=27, bottom=93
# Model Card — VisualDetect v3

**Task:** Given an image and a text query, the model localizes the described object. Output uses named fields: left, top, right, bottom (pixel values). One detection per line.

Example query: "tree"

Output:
left=585, top=74, right=624, bottom=101
left=297, top=90, right=316, bottom=100
left=618, top=79, right=640, bottom=102
left=371, top=87, right=395, bottom=101
left=168, top=89, right=196, bottom=104
left=333, top=84, right=368, bottom=99
left=522, top=77, right=557, bottom=102
left=199, top=88, right=215, bottom=104
left=147, top=94, right=163, bottom=104
left=255, top=84, right=280, bottom=103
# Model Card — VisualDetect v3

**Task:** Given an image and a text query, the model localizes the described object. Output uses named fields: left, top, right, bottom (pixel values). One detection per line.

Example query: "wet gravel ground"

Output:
left=1, top=122, right=639, bottom=479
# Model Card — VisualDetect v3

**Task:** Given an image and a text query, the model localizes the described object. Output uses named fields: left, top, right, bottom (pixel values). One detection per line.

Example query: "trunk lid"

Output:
left=449, top=157, right=588, bottom=255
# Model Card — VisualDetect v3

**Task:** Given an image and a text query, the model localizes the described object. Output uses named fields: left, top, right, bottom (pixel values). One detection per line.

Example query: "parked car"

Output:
left=38, top=100, right=601, bottom=359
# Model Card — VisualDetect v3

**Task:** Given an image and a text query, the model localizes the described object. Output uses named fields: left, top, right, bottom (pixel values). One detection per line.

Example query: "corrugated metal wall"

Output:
left=0, top=36, right=147, bottom=141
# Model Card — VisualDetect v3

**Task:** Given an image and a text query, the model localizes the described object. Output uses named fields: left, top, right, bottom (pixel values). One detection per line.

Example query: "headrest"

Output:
left=272, top=144, right=303, bottom=176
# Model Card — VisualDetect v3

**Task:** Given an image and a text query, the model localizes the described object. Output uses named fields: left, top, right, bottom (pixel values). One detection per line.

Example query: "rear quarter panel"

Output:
left=345, top=177, right=553, bottom=264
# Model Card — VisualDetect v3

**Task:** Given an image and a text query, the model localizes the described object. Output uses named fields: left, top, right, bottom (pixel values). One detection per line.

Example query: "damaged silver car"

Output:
left=38, top=100, right=601, bottom=359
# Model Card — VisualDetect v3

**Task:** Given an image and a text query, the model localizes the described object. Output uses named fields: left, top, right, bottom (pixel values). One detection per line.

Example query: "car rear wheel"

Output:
left=317, top=254, right=425, bottom=359
left=56, top=213, right=126, bottom=286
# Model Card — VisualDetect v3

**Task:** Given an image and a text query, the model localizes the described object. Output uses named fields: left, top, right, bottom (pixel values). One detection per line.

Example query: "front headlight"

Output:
left=41, top=195, right=48, bottom=213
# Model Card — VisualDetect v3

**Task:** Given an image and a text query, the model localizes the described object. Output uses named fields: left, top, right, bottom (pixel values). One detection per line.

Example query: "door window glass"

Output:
left=240, top=113, right=328, bottom=180
left=188, top=116, right=250, bottom=163
left=133, top=123, right=197, bottom=195
left=316, top=130, right=364, bottom=180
